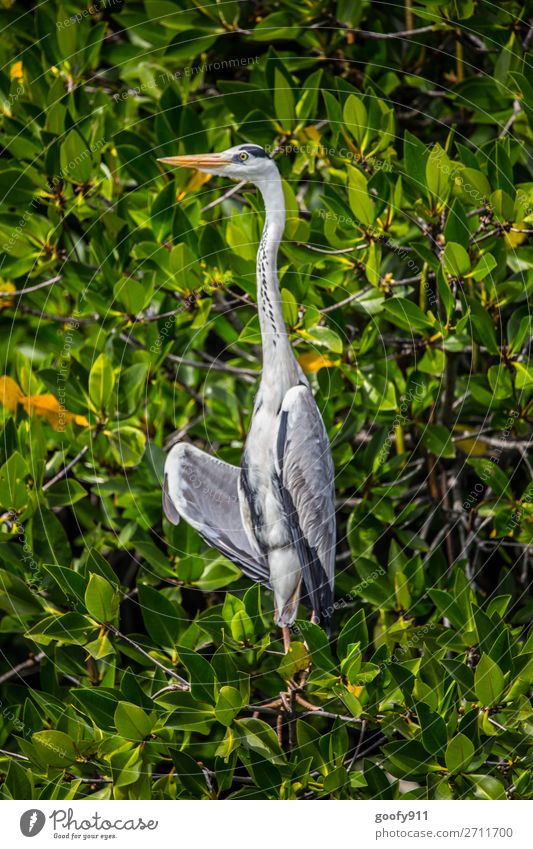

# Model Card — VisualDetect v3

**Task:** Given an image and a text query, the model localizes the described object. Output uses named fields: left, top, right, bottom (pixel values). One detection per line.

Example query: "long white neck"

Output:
left=255, top=174, right=298, bottom=383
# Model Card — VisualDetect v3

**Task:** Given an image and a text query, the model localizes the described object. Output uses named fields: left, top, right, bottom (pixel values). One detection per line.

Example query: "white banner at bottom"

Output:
left=3, top=800, right=531, bottom=848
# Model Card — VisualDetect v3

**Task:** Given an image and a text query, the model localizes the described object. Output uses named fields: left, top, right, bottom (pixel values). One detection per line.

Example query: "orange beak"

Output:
left=157, top=153, right=231, bottom=170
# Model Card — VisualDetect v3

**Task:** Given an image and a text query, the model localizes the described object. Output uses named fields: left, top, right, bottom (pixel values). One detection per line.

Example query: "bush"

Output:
left=0, top=0, right=531, bottom=800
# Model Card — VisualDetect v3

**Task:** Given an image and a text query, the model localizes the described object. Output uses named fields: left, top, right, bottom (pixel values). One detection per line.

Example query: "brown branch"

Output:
left=354, top=25, right=434, bottom=40
left=303, top=242, right=368, bottom=255
left=0, top=651, right=45, bottom=685
left=18, top=306, right=98, bottom=324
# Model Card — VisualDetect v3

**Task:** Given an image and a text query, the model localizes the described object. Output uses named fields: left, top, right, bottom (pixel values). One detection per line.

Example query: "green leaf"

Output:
left=215, top=686, right=243, bottom=727
left=32, top=731, right=77, bottom=767
left=60, top=130, right=92, bottom=184
left=426, top=144, right=451, bottom=208
left=403, top=130, right=428, bottom=195
left=466, top=297, right=500, bottom=354
left=441, top=661, right=475, bottom=700
left=487, top=364, right=513, bottom=399
left=337, top=609, right=368, bottom=660
left=138, top=584, right=180, bottom=648
left=418, top=347, right=445, bottom=375
left=234, top=718, right=285, bottom=764
left=384, top=298, right=434, bottom=333
left=417, top=702, right=447, bottom=755
left=114, top=701, right=153, bottom=741
left=45, top=479, right=87, bottom=508
left=457, top=168, right=491, bottom=202
left=445, top=734, right=474, bottom=774
left=468, top=774, right=507, bottom=800
left=0, top=451, right=28, bottom=511
left=468, top=253, right=497, bottom=282
left=177, top=645, right=217, bottom=704
left=474, top=654, right=505, bottom=707
left=442, top=242, right=471, bottom=277
left=513, top=362, right=533, bottom=390
left=343, top=95, right=367, bottom=148
left=278, top=642, right=310, bottom=679
left=114, top=277, right=151, bottom=315
left=5, top=759, right=33, bottom=799
left=468, top=459, right=510, bottom=497
left=274, top=68, right=296, bottom=132
left=301, top=325, right=344, bottom=353
left=421, top=424, right=456, bottom=458
left=230, top=608, right=255, bottom=643
left=280, top=287, right=298, bottom=327
left=347, top=166, right=375, bottom=226
left=84, top=573, right=119, bottom=623
left=89, top=352, right=115, bottom=412
left=107, top=425, right=146, bottom=467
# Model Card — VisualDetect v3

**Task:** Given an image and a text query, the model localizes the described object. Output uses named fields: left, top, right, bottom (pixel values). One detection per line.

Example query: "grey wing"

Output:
left=275, top=384, right=336, bottom=624
left=163, top=442, right=270, bottom=586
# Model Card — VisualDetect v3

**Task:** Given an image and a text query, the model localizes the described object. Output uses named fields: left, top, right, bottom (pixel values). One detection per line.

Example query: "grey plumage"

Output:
left=159, top=144, right=336, bottom=628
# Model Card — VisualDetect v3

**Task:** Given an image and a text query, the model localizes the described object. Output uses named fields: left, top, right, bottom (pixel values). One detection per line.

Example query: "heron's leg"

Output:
left=282, top=625, right=291, bottom=654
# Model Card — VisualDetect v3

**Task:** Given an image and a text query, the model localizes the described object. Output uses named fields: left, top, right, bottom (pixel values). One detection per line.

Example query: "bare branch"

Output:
left=0, top=651, right=45, bottom=685
left=0, top=276, right=62, bottom=298
left=42, top=445, right=89, bottom=491
left=106, top=624, right=189, bottom=689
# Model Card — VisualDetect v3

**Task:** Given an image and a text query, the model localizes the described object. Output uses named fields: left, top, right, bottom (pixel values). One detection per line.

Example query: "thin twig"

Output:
left=42, top=446, right=89, bottom=491
left=346, top=719, right=368, bottom=772
left=167, top=352, right=257, bottom=380
left=18, top=306, right=98, bottom=324
left=320, top=274, right=429, bottom=314
left=0, top=748, right=29, bottom=761
left=354, top=25, right=434, bottom=39
left=0, top=276, right=61, bottom=298
left=106, top=624, right=189, bottom=689
left=164, top=414, right=206, bottom=449
left=471, top=228, right=501, bottom=246
left=303, top=242, right=368, bottom=255
left=499, top=100, right=522, bottom=139
left=0, top=651, right=45, bottom=685
left=201, top=180, right=246, bottom=212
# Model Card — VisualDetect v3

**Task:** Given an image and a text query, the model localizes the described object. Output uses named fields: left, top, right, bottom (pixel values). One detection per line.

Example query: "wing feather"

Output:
left=275, top=385, right=335, bottom=623
left=163, top=443, right=270, bottom=586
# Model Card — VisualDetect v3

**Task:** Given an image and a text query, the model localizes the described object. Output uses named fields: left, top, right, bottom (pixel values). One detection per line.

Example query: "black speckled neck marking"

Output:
left=258, top=227, right=279, bottom=346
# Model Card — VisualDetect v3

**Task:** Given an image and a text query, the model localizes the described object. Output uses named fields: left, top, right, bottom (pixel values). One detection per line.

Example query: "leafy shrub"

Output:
left=0, top=0, right=531, bottom=800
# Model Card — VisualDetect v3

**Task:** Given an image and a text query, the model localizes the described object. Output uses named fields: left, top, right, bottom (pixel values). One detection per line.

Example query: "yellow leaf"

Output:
left=298, top=352, right=335, bottom=373
left=20, top=394, right=89, bottom=431
left=455, top=437, right=488, bottom=456
left=177, top=170, right=212, bottom=201
left=10, top=61, right=23, bottom=81
left=0, top=374, right=89, bottom=429
left=0, top=376, right=23, bottom=413
left=505, top=223, right=528, bottom=248
left=303, top=125, right=321, bottom=142
left=347, top=683, right=363, bottom=697
left=0, top=281, right=16, bottom=308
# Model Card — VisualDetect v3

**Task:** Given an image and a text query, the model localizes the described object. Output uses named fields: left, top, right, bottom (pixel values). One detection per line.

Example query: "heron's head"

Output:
left=157, top=143, right=277, bottom=184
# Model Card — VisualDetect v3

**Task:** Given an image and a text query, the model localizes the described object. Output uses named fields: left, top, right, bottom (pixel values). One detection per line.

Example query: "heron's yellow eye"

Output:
left=239, top=151, right=249, bottom=161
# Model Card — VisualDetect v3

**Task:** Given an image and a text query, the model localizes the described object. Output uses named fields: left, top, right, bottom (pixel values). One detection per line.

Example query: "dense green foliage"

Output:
left=0, top=0, right=531, bottom=801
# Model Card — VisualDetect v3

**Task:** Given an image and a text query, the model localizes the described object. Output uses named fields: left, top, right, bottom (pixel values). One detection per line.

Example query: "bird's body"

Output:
left=160, top=144, right=335, bottom=632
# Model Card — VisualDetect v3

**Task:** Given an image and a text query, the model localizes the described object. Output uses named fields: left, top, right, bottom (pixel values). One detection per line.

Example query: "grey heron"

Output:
left=158, top=144, right=336, bottom=649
